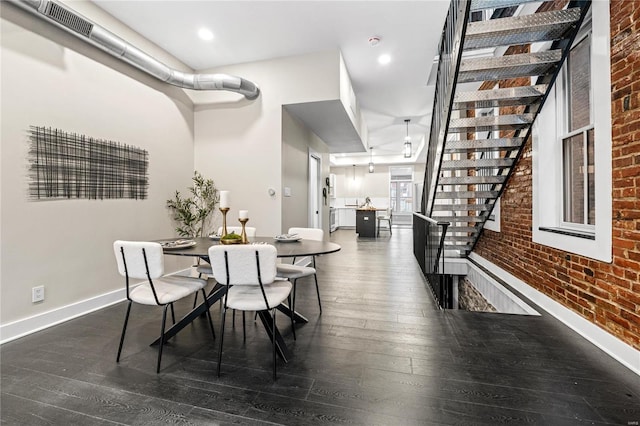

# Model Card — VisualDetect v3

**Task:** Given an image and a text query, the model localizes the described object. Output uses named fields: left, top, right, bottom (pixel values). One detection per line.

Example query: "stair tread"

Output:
left=433, top=204, right=494, bottom=211
left=452, top=84, right=547, bottom=110
left=465, top=8, right=582, bottom=50
left=446, top=226, right=481, bottom=233
left=459, top=50, right=562, bottom=83
left=433, top=215, right=487, bottom=223
left=470, top=0, right=540, bottom=11
left=439, top=175, right=507, bottom=184
left=442, top=158, right=514, bottom=169
left=449, top=114, right=535, bottom=132
left=444, top=137, right=524, bottom=153
left=436, top=191, right=500, bottom=199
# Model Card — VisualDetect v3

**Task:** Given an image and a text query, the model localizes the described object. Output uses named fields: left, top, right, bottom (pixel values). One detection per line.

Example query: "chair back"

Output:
left=113, top=241, right=164, bottom=280
left=217, top=226, right=257, bottom=238
left=208, top=244, right=277, bottom=286
left=288, top=227, right=323, bottom=241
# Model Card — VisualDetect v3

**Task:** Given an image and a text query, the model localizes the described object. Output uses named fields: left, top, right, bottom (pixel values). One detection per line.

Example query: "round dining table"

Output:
left=153, top=236, right=341, bottom=362
left=160, top=236, right=341, bottom=260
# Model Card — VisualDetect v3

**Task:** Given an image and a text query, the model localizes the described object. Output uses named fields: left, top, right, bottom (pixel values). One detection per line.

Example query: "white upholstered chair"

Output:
left=276, top=227, right=324, bottom=332
left=377, top=208, right=392, bottom=236
left=195, top=226, right=257, bottom=277
left=113, top=240, right=215, bottom=373
left=208, top=244, right=293, bottom=380
left=195, top=226, right=258, bottom=331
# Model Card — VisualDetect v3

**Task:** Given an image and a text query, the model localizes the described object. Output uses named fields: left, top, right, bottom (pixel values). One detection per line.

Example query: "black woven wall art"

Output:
left=27, top=126, right=148, bottom=200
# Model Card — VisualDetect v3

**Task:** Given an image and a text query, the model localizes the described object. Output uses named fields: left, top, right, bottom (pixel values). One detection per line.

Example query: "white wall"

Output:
left=0, top=2, right=195, bottom=330
left=193, top=50, right=341, bottom=237
left=281, top=109, right=330, bottom=235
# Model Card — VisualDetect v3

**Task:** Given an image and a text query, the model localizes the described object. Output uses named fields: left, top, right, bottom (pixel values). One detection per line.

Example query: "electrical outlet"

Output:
left=32, top=285, right=45, bottom=303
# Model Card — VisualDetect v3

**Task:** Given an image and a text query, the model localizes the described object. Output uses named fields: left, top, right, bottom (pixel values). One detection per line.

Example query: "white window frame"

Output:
left=389, top=166, right=414, bottom=215
left=532, top=1, right=611, bottom=262
left=560, top=29, right=595, bottom=231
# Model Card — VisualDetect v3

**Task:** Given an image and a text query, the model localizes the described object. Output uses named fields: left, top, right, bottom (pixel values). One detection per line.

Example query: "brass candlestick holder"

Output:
left=239, top=218, right=249, bottom=244
left=219, top=207, right=230, bottom=237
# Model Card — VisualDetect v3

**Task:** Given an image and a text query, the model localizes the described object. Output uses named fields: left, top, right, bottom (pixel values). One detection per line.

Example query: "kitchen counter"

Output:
left=356, top=209, right=376, bottom=237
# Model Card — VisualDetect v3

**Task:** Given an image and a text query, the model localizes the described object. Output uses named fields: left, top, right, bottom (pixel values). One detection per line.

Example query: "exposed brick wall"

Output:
left=473, top=0, right=640, bottom=350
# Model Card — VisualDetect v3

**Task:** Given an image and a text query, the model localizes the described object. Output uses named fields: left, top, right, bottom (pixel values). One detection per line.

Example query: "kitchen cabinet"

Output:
left=337, top=208, right=356, bottom=228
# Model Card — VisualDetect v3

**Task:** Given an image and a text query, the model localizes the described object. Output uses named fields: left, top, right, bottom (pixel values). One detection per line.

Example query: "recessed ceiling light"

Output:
left=198, top=28, right=214, bottom=41
left=378, top=54, right=391, bottom=65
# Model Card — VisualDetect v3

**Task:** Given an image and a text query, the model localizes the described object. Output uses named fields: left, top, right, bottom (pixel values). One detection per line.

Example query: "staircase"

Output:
left=422, top=0, right=591, bottom=256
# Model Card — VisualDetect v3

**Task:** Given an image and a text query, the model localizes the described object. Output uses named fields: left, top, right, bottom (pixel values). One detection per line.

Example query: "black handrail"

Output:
left=421, top=0, right=472, bottom=216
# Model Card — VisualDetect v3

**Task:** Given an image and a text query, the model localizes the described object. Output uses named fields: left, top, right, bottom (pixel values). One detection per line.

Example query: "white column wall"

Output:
left=193, top=51, right=341, bottom=237
left=281, top=109, right=331, bottom=235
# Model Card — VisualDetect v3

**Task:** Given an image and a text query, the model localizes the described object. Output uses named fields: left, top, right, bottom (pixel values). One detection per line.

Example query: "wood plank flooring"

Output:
left=2, top=229, right=639, bottom=425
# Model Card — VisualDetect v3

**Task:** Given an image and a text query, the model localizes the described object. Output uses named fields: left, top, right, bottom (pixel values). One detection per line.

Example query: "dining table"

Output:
left=152, top=236, right=341, bottom=362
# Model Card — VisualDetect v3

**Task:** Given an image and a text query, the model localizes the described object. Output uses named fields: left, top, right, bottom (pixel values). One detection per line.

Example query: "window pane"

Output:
left=587, top=128, right=595, bottom=225
left=563, top=133, right=585, bottom=224
left=568, top=37, right=591, bottom=131
left=398, top=182, right=413, bottom=213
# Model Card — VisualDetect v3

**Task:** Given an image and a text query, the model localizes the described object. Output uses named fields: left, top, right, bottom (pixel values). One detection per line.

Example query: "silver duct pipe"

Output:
left=9, top=0, right=260, bottom=100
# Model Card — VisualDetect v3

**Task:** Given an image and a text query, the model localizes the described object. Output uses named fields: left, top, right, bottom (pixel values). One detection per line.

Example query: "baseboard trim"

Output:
left=469, top=253, right=640, bottom=376
left=0, top=288, right=125, bottom=345
left=0, top=268, right=193, bottom=345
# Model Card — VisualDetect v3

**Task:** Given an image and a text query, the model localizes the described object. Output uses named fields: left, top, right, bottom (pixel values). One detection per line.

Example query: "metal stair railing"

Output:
left=413, top=213, right=453, bottom=309
left=422, top=0, right=472, bottom=216
left=420, top=0, right=591, bottom=257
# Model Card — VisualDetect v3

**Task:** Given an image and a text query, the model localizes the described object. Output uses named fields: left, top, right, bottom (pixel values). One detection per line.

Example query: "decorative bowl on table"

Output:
left=220, top=232, right=243, bottom=245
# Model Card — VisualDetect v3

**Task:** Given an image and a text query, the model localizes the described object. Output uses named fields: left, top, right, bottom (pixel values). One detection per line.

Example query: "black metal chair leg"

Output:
left=202, top=289, right=215, bottom=340
left=272, top=308, right=277, bottom=381
left=170, top=303, right=176, bottom=324
left=157, top=305, right=169, bottom=373
left=292, top=279, right=298, bottom=322
left=313, top=274, right=322, bottom=313
left=242, top=311, right=246, bottom=341
left=116, top=300, right=132, bottom=362
left=288, top=294, right=296, bottom=340
left=192, top=292, right=199, bottom=309
left=217, top=307, right=227, bottom=377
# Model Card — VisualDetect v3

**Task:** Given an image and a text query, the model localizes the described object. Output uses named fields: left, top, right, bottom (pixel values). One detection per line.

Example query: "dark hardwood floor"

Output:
left=2, top=229, right=639, bottom=425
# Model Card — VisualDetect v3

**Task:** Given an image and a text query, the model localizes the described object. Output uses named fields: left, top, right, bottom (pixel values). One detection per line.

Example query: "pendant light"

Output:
left=368, top=147, right=374, bottom=173
left=403, top=119, right=412, bottom=158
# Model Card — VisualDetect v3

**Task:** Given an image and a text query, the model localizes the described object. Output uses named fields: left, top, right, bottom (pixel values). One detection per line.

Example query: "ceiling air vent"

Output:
left=44, top=2, right=93, bottom=37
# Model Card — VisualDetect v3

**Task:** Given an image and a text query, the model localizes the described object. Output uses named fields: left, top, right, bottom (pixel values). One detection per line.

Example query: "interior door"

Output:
left=309, top=153, right=321, bottom=228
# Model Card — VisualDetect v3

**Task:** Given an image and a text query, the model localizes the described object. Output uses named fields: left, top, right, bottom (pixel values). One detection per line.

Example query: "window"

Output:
left=390, top=166, right=414, bottom=219
left=532, top=2, right=612, bottom=262
left=563, top=128, right=595, bottom=225
left=562, top=34, right=595, bottom=228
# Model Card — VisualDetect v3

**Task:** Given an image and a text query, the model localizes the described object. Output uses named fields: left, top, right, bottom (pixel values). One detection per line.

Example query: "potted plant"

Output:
left=166, top=171, right=219, bottom=238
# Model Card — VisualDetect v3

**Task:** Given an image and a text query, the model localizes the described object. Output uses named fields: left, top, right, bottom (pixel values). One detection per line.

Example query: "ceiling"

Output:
left=91, top=0, right=450, bottom=166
